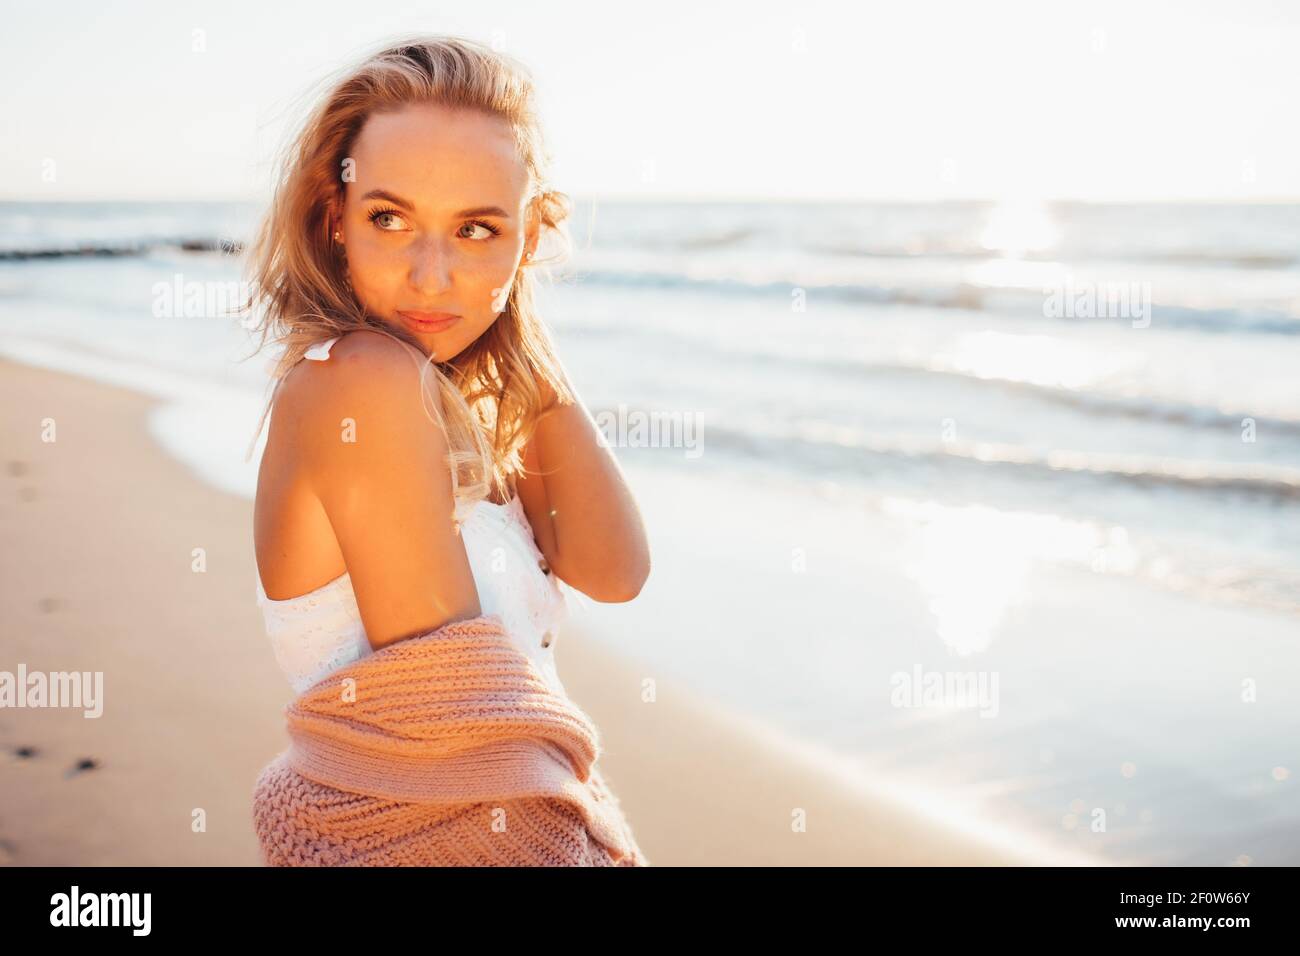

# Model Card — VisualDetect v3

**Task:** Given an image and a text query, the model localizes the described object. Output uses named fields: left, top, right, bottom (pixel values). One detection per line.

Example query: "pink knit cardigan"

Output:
left=252, top=613, right=647, bottom=866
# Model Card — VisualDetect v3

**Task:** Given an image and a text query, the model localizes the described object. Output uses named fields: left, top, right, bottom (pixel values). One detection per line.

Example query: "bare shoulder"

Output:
left=271, top=328, right=479, bottom=647
left=276, top=330, right=449, bottom=487
left=287, top=329, right=432, bottom=396
left=278, top=329, right=445, bottom=425
left=325, top=327, right=421, bottom=366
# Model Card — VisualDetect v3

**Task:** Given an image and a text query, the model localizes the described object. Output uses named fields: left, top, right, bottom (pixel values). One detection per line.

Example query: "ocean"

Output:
left=2, top=198, right=1297, bottom=864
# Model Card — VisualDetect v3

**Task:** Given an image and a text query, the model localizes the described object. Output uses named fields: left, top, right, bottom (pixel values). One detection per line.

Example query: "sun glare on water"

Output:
left=978, top=201, right=1060, bottom=258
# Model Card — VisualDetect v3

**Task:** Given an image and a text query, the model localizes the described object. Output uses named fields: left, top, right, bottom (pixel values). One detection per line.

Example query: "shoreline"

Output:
left=0, top=356, right=1073, bottom=865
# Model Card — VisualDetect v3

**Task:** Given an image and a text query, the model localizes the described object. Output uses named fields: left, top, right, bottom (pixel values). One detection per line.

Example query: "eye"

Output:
left=367, top=206, right=408, bottom=231
left=458, top=219, right=503, bottom=240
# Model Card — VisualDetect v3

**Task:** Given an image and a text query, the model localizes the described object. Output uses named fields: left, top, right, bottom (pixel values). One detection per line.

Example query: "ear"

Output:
left=328, top=194, right=345, bottom=242
left=523, top=210, right=540, bottom=261
left=520, top=196, right=540, bottom=261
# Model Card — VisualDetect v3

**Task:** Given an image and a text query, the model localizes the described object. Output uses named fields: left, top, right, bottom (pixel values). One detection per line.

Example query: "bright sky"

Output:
left=2, top=0, right=1298, bottom=202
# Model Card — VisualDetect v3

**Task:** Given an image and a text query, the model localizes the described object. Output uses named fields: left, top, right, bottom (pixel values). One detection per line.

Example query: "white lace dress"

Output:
left=254, top=336, right=571, bottom=696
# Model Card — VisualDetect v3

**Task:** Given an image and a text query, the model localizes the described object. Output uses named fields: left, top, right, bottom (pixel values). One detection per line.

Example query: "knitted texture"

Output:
left=252, top=613, right=648, bottom=866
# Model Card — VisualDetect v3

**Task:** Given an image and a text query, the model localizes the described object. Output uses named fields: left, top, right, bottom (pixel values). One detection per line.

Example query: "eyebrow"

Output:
left=359, top=189, right=511, bottom=219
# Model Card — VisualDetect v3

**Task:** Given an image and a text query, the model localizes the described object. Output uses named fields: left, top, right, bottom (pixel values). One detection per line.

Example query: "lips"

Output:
left=397, top=310, right=461, bottom=332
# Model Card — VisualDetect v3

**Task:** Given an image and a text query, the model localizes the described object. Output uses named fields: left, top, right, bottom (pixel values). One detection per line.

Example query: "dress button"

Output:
left=538, top=558, right=551, bottom=575
left=541, top=630, right=553, bottom=648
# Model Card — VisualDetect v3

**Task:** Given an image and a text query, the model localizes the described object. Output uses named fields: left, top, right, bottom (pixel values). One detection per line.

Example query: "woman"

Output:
left=244, top=35, right=650, bottom=866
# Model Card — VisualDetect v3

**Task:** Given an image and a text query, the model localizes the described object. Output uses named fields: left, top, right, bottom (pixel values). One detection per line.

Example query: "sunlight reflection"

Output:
left=966, top=257, right=1065, bottom=290
left=979, top=201, right=1060, bottom=257
left=883, top=499, right=1138, bottom=655
left=933, top=329, right=1140, bottom=391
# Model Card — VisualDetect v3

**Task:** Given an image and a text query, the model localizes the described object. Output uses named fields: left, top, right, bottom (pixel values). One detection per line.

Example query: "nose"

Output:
left=408, top=234, right=454, bottom=295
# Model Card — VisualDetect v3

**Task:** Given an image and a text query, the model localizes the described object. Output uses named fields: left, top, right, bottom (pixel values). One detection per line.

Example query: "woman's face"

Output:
left=333, top=103, right=537, bottom=360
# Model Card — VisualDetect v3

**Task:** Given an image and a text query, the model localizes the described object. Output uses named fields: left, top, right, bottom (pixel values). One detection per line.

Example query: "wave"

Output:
left=694, top=418, right=1300, bottom=504
left=560, top=267, right=1299, bottom=334
left=675, top=227, right=757, bottom=250
left=561, top=265, right=992, bottom=310
left=558, top=318, right=1300, bottom=437
left=809, top=241, right=1298, bottom=269
left=0, top=237, right=243, bottom=260
left=839, top=362, right=1300, bottom=436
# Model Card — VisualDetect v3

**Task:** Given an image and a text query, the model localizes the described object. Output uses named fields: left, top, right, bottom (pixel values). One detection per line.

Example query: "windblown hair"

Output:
left=239, top=34, right=575, bottom=511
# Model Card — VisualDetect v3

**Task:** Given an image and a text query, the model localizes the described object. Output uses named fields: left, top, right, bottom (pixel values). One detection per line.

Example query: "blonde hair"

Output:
left=239, top=34, right=575, bottom=510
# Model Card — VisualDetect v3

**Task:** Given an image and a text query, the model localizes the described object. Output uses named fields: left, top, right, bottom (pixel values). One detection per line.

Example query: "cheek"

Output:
left=347, top=242, right=401, bottom=295
left=474, top=250, right=522, bottom=301
left=351, top=236, right=394, bottom=270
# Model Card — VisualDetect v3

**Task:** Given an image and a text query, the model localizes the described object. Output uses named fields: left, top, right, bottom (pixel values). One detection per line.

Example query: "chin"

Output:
left=429, top=342, right=468, bottom=362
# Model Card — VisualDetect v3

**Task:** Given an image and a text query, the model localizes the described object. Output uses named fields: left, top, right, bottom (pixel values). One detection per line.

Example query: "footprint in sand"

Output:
left=18, top=486, right=36, bottom=502
left=66, top=757, right=100, bottom=778
left=37, top=597, right=59, bottom=613
left=13, top=746, right=38, bottom=759
left=6, top=460, right=27, bottom=477
left=0, top=838, right=16, bottom=864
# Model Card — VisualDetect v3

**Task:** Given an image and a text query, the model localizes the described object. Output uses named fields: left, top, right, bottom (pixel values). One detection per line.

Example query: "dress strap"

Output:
left=303, top=336, right=341, bottom=361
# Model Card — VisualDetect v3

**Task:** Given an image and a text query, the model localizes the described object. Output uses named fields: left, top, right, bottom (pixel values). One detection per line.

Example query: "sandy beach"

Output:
left=0, top=357, right=1074, bottom=866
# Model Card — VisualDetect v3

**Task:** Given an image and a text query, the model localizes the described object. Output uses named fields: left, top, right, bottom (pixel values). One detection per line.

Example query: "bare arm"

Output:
left=291, top=333, right=481, bottom=650
left=514, top=368, right=651, bottom=603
